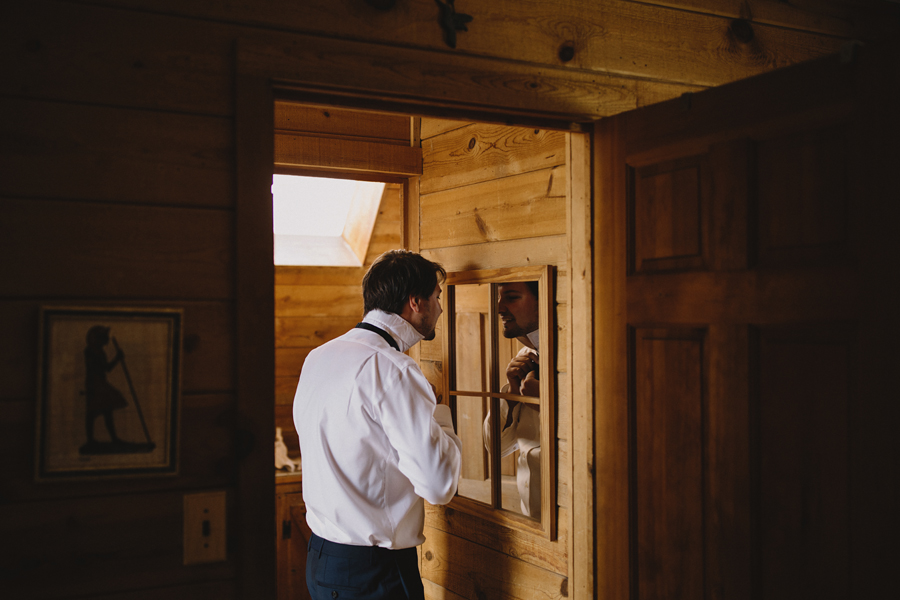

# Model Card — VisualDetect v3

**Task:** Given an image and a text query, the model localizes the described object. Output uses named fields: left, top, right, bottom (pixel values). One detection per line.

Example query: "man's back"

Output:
left=293, top=310, right=460, bottom=549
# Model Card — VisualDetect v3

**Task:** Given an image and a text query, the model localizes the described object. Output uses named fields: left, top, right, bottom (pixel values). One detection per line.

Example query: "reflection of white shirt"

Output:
left=293, top=309, right=462, bottom=548
left=482, top=345, right=541, bottom=517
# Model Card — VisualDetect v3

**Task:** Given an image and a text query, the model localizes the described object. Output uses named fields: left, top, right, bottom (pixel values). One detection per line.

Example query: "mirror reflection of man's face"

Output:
left=498, top=282, right=539, bottom=339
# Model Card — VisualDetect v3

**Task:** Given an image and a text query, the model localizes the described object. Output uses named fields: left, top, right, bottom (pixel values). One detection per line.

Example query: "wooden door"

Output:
left=594, top=46, right=899, bottom=600
left=275, top=477, right=313, bottom=600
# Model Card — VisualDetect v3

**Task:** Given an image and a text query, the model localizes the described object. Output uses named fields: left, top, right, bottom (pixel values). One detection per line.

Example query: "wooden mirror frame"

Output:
left=441, top=265, right=556, bottom=539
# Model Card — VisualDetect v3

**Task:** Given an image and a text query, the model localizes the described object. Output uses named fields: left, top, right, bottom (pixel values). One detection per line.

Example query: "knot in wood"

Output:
left=468, top=137, right=477, bottom=150
left=558, top=43, right=575, bottom=63
left=730, top=19, right=754, bottom=44
left=425, top=550, right=434, bottom=561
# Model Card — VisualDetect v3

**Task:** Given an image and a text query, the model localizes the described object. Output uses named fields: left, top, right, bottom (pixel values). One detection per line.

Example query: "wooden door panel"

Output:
left=595, top=49, right=897, bottom=600
left=758, top=327, right=852, bottom=600
left=631, top=155, right=707, bottom=273
left=757, top=124, right=851, bottom=265
left=632, top=328, right=705, bottom=600
left=705, top=325, right=752, bottom=600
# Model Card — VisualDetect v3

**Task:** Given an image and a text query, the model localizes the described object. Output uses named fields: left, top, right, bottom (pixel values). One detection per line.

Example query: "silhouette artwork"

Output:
left=81, top=325, right=155, bottom=455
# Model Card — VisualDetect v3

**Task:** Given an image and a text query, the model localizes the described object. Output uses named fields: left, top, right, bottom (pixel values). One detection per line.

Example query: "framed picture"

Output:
left=35, top=306, right=182, bottom=481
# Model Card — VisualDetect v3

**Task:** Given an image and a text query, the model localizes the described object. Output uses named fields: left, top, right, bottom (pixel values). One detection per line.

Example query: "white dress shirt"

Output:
left=482, top=340, right=542, bottom=517
left=293, top=309, right=462, bottom=548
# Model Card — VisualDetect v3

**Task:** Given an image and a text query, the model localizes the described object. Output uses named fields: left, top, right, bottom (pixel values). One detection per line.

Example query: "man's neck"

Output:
left=517, top=329, right=540, bottom=351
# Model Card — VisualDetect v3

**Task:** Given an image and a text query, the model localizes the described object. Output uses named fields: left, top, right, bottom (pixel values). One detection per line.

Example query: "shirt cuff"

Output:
left=433, top=404, right=454, bottom=430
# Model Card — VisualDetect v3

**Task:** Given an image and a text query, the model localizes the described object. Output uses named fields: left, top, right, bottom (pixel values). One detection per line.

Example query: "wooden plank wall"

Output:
left=416, top=118, right=571, bottom=599
left=2, top=0, right=890, bottom=598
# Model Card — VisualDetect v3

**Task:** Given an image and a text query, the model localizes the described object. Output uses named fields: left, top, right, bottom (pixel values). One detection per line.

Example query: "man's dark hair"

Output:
left=363, top=250, right=446, bottom=315
left=525, top=281, right=539, bottom=298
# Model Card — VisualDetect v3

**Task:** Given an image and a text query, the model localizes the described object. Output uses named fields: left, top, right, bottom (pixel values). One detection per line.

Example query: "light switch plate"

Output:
left=183, top=491, right=227, bottom=565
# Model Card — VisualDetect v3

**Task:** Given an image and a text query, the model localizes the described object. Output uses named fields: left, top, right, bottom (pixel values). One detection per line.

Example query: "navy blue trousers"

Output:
left=306, top=533, right=425, bottom=600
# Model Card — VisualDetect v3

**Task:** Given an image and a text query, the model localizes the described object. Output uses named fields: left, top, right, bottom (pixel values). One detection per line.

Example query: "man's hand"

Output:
left=519, top=370, right=540, bottom=397
left=506, top=351, right=538, bottom=396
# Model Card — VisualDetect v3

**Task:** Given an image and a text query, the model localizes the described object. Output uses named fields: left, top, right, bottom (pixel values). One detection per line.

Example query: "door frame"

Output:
left=235, top=38, right=597, bottom=599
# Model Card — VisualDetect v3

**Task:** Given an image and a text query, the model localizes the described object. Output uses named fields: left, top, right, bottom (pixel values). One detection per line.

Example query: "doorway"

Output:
left=268, top=99, right=588, bottom=599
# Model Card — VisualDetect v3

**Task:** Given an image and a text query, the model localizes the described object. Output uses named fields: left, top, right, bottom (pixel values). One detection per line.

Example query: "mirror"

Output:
left=442, top=266, right=555, bottom=538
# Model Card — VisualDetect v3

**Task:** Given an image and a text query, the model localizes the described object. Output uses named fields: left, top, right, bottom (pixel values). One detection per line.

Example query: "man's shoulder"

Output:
left=312, top=330, right=417, bottom=370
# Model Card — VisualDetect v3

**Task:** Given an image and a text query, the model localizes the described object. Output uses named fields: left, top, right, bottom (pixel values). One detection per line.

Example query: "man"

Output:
left=483, top=281, right=542, bottom=518
left=293, top=249, right=462, bottom=600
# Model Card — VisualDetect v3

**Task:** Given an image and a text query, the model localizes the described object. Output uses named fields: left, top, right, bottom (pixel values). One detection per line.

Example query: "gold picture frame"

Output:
left=35, top=306, right=182, bottom=481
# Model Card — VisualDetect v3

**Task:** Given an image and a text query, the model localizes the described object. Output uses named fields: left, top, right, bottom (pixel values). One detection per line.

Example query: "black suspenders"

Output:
left=354, top=322, right=400, bottom=352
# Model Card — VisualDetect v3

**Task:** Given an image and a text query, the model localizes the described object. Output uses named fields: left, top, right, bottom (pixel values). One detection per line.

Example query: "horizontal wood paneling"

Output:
left=275, top=347, right=313, bottom=379
left=421, top=118, right=470, bottom=141
left=1, top=0, right=861, bottom=124
left=366, top=232, right=403, bottom=263
left=645, top=0, right=854, bottom=35
left=276, top=103, right=410, bottom=143
left=275, top=133, right=422, bottom=175
left=421, top=124, right=566, bottom=195
left=420, top=166, right=567, bottom=248
left=423, top=579, right=468, bottom=600
left=81, top=0, right=847, bottom=87
left=426, top=504, right=569, bottom=574
left=0, top=300, right=234, bottom=402
left=1, top=1, right=702, bottom=126
left=274, top=285, right=364, bottom=318
left=243, top=38, right=648, bottom=123
left=0, top=98, right=232, bottom=207
left=0, top=489, right=236, bottom=599
left=1, top=1, right=234, bottom=115
left=0, top=393, right=235, bottom=502
left=275, top=377, right=299, bottom=407
left=423, top=235, right=568, bottom=272
left=275, top=266, right=367, bottom=286
left=0, top=199, right=233, bottom=299
left=421, top=527, right=567, bottom=600
left=275, top=316, right=358, bottom=348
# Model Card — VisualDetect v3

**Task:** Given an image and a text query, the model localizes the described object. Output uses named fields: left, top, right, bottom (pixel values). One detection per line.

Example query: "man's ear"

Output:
left=408, top=294, right=423, bottom=314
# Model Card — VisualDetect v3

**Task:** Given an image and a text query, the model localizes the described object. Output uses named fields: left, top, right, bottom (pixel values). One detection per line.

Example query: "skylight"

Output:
left=272, top=174, right=385, bottom=266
